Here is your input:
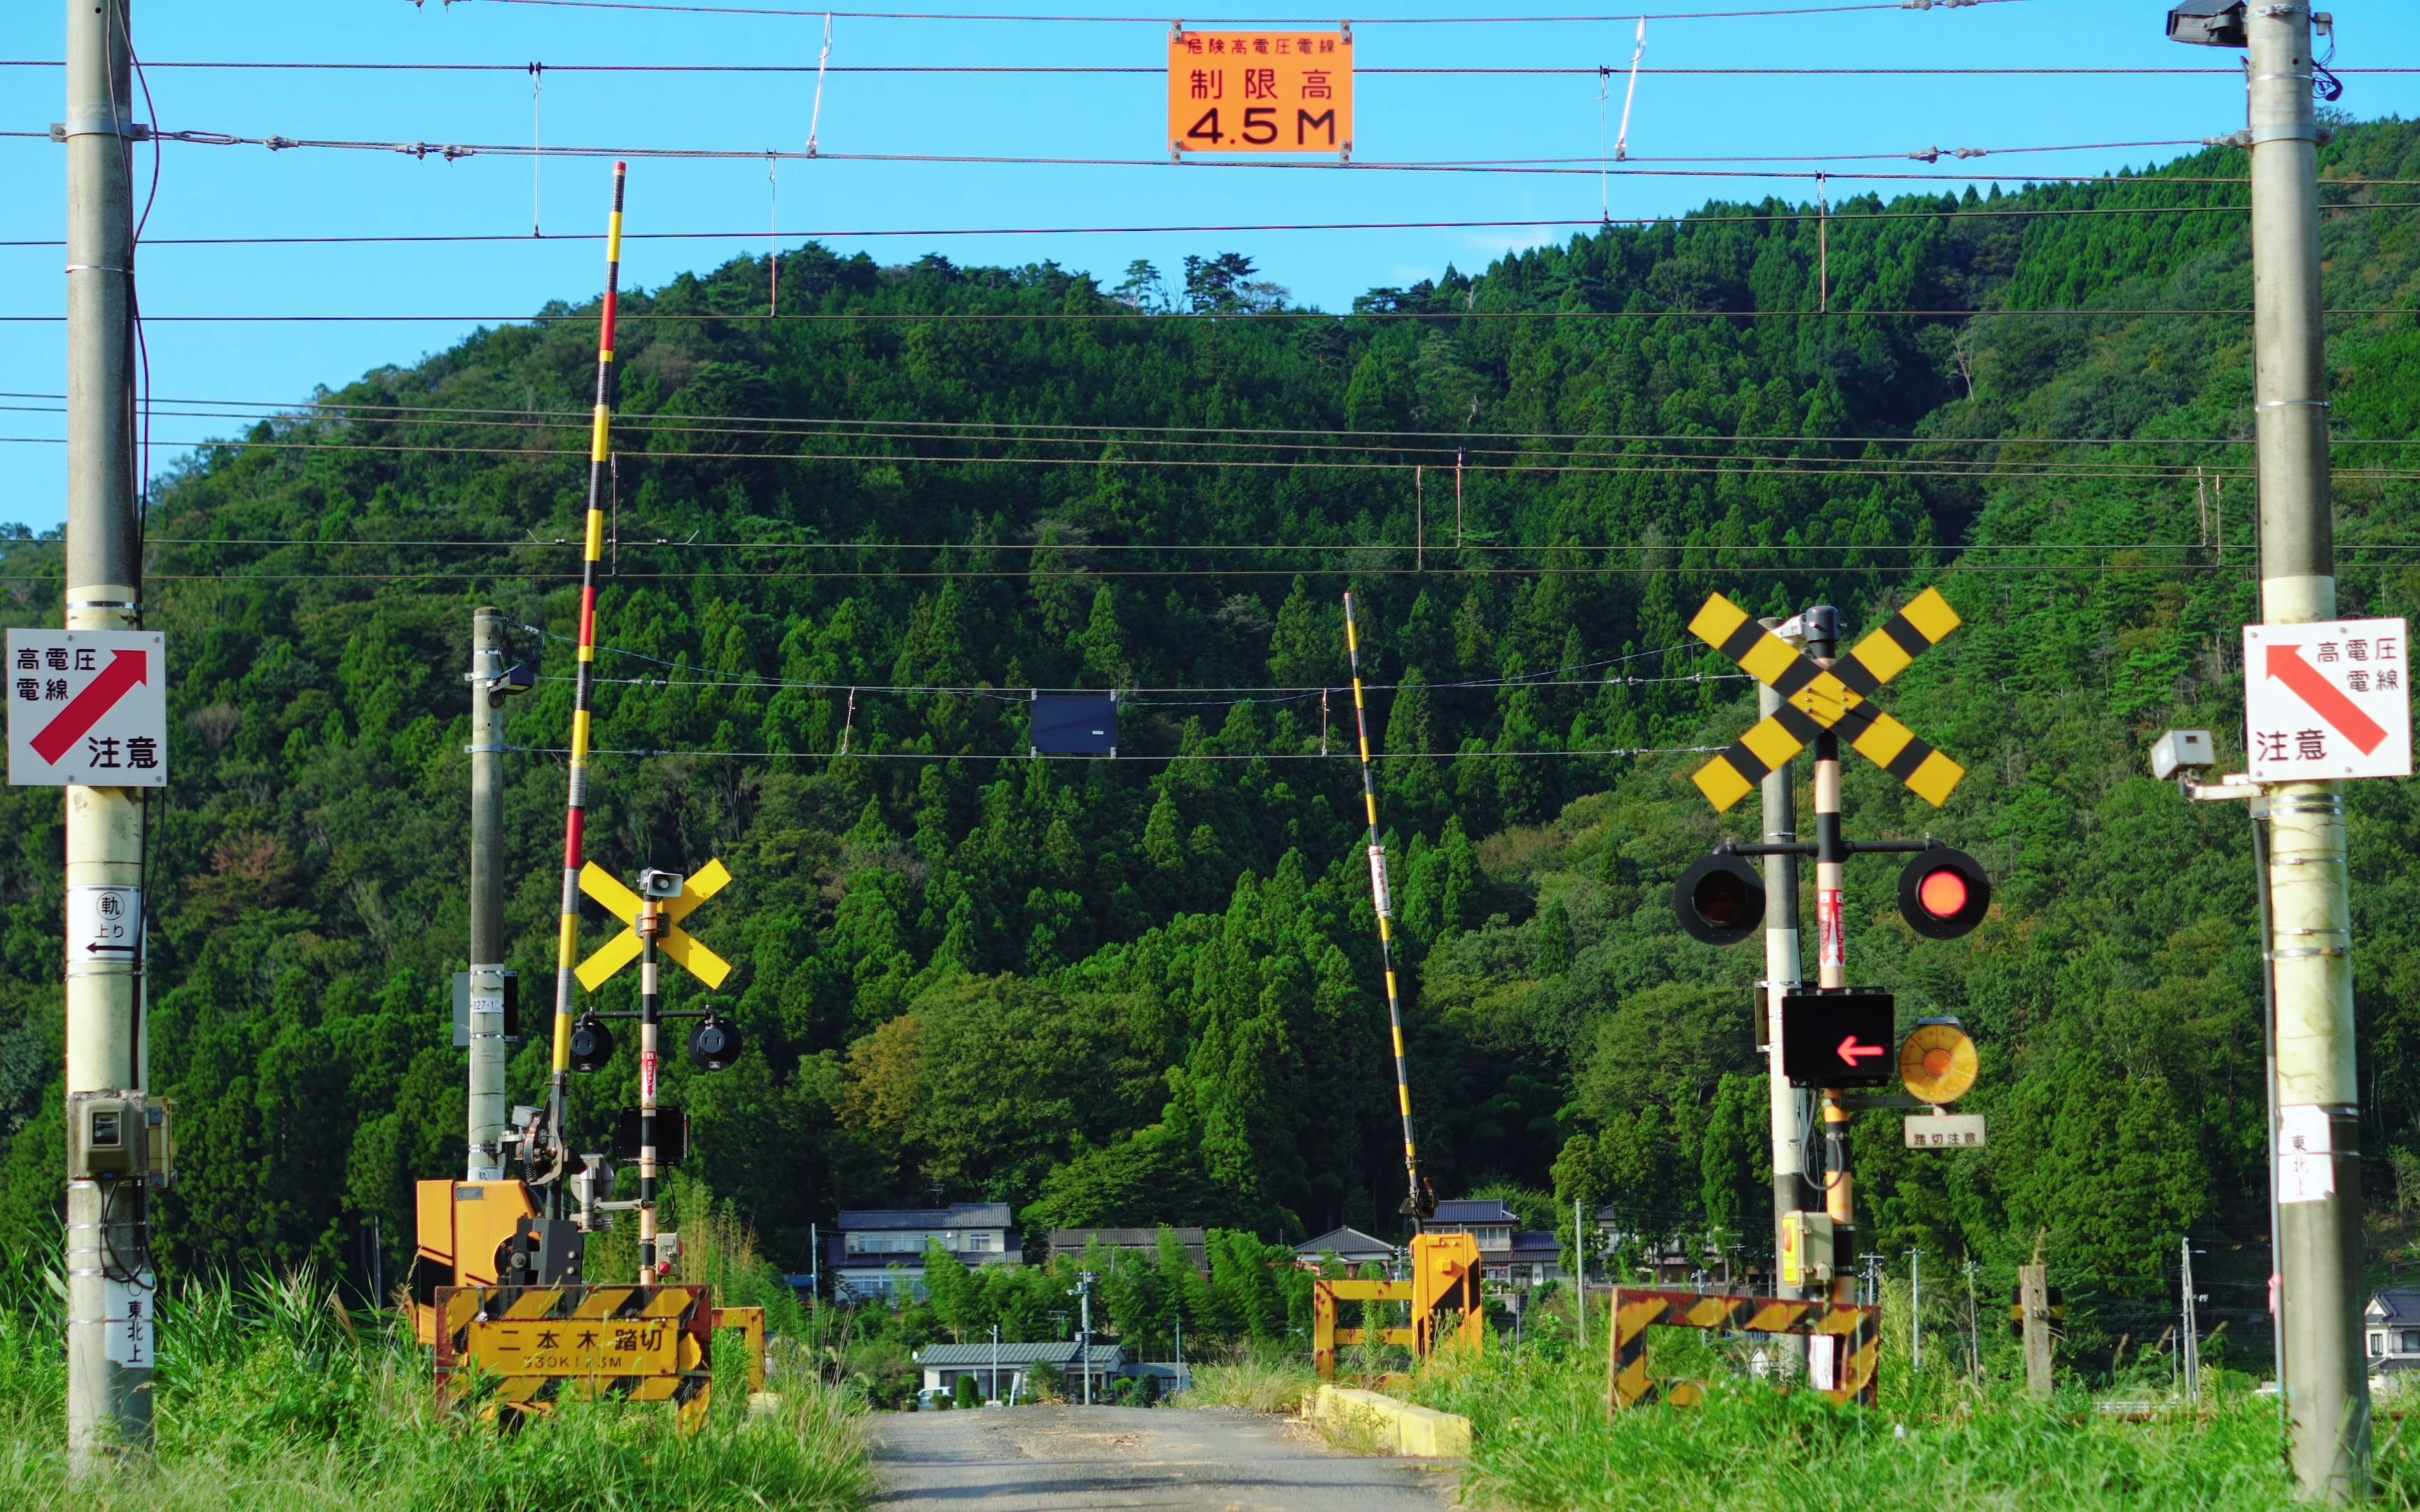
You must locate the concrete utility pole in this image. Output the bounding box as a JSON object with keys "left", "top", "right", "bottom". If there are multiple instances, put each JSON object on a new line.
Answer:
{"left": 2246, "top": 4, "right": 2369, "bottom": 1497}
{"left": 1074, "top": 1270, "right": 1097, "bottom": 1406}
{"left": 63, "top": 0, "right": 152, "bottom": 1463}
{"left": 1907, "top": 1249, "right": 1921, "bottom": 1374}
{"left": 1757, "top": 619, "right": 1809, "bottom": 1311}
{"left": 466, "top": 608, "right": 510, "bottom": 1182}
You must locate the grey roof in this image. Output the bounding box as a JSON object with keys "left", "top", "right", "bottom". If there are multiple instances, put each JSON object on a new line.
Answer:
{"left": 837, "top": 1203, "right": 1014, "bottom": 1231}
{"left": 916, "top": 1341, "right": 1124, "bottom": 1368}
{"left": 2370, "top": 1289, "right": 2420, "bottom": 1322}
{"left": 1050, "top": 1227, "right": 1208, "bottom": 1250}
{"left": 1295, "top": 1225, "right": 1396, "bottom": 1259}
{"left": 1508, "top": 1230, "right": 1563, "bottom": 1258}
{"left": 1431, "top": 1199, "right": 1518, "bottom": 1224}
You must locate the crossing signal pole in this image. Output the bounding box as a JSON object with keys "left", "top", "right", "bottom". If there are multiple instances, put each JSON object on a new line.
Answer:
{"left": 62, "top": 0, "right": 153, "bottom": 1463}
{"left": 1675, "top": 592, "right": 1989, "bottom": 1349}
{"left": 2168, "top": 3, "right": 2369, "bottom": 1497}
{"left": 1755, "top": 620, "right": 1811, "bottom": 1311}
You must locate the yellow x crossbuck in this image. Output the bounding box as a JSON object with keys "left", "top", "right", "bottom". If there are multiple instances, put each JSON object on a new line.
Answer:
{"left": 575, "top": 860, "right": 733, "bottom": 992}
{"left": 1687, "top": 589, "right": 1966, "bottom": 813}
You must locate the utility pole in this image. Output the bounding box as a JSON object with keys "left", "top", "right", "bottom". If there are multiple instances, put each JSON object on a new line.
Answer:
{"left": 466, "top": 608, "right": 510, "bottom": 1182}
{"left": 2182, "top": 1236, "right": 2202, "bottom": 1407}
{"left": 1758, "top": 617, "right": 1809, "bottom": 1313}
{"left": 2164, "top": 1, "right": 2370, "bottom": 1495}
{"left": 1906, "top": 1249, "right": 1921, "bottom": 1374}
{"left": 1574, "top": 1197, "right": 1587, "bottom": 1348}
{"left": 63, "top": 0, "right": 151, "bottom": 1464}
{"left": 1074, "top": 1270, "right": 1097, "bottom": 1406}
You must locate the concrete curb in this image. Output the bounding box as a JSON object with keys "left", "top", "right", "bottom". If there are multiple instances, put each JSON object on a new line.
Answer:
{"left": 1301, "top": 1384, "right": 1472, "bottom": 1458}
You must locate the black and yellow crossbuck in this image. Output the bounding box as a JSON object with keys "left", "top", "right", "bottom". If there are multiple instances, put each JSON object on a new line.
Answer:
{"left": 1686, "top": 589, "right": 1966, "bottom": 813}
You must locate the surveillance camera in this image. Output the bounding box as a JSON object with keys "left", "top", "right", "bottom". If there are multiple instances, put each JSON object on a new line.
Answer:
{"left": 637, "top": 868, "right": 686, "bottom": 900}
{"left": 2151, "top": 729, "right": 2217, "bottom": 782}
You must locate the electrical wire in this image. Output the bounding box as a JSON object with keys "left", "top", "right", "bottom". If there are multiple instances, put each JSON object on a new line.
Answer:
{"left": 20, "top": 125, "right": 2317, "bottom": 185}
{"left": 8, "top": 391, "right": 2401, "bottom": 449}
{"left": 458, "top": 0, "right": 2027, "bottom": 24}
{"left": 27, "top": 58, "right": 2406, "bottom": 78}
{"left": 503, "top": 741, "right": 1727, "bottom": 761}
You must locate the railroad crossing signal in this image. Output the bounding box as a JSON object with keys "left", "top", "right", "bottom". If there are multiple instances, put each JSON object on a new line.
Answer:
{"left": 1686, "top": 590, "right": 1966, "bottom": 812}
{"left": 1899, "top": 1018, "right": 1980, "bottom": 1105}
{"left": 1673, "top": 851, "right": 1765, "bottom": 945}
{"left": 576, "top": 860, "right": 732, "bottom": 991}
{"left": 1898, "top": 847, "right": 1991, "bottom": 938}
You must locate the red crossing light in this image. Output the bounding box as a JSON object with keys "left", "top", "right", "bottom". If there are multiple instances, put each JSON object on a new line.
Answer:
{"left": 1899, "top": 848, "right": 1990, "bottom": 939}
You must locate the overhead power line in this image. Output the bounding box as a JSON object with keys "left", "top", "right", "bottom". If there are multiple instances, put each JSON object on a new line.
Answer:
{"left": 19, "top": 57, "right": 2383, "bottom": 76}
{"left": 12, "top": 125, "right": 2308, "bottom": 185}
{"left": 454, "top": 0, "right": 2024, "bottom": 25}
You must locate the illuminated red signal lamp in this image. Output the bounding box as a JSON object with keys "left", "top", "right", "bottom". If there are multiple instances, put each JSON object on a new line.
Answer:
{"left": 1899, "top": 848, "right": 1991, "bottom": 939}
{"left": 1674, "top": 852, "right": 1766, "bottom": 946}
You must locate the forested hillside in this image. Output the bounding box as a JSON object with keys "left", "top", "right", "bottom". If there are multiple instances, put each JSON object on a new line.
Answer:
{"left": 7, "top": 120, "right": 2420, "bottom": 1331}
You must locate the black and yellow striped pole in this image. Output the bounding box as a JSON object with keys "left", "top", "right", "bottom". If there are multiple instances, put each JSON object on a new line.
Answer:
{"left": 542, "top": 162, "right": 627, "bottom": 1208}
{"left": 1344, "top": 592, "right": 1431, "bottom": 1226}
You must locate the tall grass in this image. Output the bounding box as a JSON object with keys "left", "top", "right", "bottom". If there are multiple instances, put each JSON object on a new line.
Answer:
{"left": 1182, "top": 1347, "right": 1319, "bottom": 1413}
{"left": 1400, "top": 1305, "right": 2420, "bottom": 1512}
{"left": 0, "top": 1269, "right": 868, "bottom": 1512}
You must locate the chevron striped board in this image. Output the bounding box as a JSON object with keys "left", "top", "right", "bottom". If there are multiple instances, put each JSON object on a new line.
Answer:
{"left": 1607, "top": 1287, "right": 1879, "bottom": 1410}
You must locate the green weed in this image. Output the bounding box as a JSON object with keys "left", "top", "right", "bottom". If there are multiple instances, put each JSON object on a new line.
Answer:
{"left": 0, "top": 1270, "right": 869, "bottom": 1512}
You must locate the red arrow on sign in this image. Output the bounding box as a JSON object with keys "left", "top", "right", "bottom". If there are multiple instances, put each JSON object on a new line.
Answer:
{"left": 1836, "top": 1035, "right": 1885, "bottom": 1066}
{"left": 2267, "top": 643, "right": 2389, "bottom": 755}
{"left": 30, "top": 650, "right": 148, "bottom": 764}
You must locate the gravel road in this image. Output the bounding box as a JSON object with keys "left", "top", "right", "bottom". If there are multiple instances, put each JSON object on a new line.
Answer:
{"left": 865, "top": 1403, "right": 1462, "bottom": 1512}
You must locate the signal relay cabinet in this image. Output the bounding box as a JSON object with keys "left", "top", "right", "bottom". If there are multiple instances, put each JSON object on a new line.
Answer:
{"left": 409, "top": 1179, "right": 584, "bottom": 1345}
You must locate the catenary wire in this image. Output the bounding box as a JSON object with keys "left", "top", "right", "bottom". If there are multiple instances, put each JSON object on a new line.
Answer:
{"left": 456, "top": 0, "right": 2026, "bottom": 24}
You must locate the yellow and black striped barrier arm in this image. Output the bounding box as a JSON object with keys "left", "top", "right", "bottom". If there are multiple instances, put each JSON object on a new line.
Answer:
{"left": 1685, "top": 589, "right": 1965, "bottom": 812}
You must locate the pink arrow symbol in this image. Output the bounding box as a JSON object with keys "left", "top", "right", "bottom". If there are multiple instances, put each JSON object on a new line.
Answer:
{"left": 1837, "top": 1036, "right": 1885, "bottom": 1066}
{"left": 2266, "top": 642, "right": 2389, "bottom": 755}
{"left": 31, "top": 649, "right": 148, "bottom": 765}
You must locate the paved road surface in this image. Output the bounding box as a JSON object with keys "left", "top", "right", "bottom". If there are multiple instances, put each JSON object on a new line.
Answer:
{"left": 866, "top": 1404, "right": 1461, "bottom": 1512}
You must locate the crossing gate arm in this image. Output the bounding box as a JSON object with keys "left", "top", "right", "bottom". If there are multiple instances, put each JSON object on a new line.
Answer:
{"left": 1607, "top": 1287, "right": 1879, "bottom": 1413}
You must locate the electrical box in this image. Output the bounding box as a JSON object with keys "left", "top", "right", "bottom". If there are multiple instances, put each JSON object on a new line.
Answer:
{"left": 1781, "top": 1211, "right": 1835, "bottom": 1289}
{"left": 67, "top": 1091, "right": 171, "bottom": 1186}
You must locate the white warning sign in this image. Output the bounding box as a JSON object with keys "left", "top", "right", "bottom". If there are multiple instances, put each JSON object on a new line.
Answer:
{"left": 6, "top": 630, "right": 168, "bottom": 788}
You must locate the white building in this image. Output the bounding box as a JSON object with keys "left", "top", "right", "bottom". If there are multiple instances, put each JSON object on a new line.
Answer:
{"left": 829, "top": 1203, "right": 1020, "bottom": 1302}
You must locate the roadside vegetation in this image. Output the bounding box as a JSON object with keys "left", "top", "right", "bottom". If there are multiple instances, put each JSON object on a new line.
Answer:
{"left": 1389, "top": 1288, "right": 2420, "bottom": 1512}
{"left": 0, "top": 1254, "right": 869, "bottom": 1512}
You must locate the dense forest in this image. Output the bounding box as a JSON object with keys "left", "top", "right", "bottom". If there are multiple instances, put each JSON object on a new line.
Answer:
{"left": 7, "top": 117, "right": 2420, "bottom": 1345}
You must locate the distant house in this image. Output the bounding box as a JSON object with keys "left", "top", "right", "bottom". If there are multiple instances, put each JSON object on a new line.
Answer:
{"left": 2367, "top": 1289, "right": 2420, "bottom": 1382}
{"left": 1428, "top": 1199, "right": 1562, "bottom": 1287}
{"left": 1048, "top": 1227, "right": 1209, "bottom": 1270}
{"left": 915, "top": 1340, "right": 1123, "bottom": 1400}
{"left": 829, "top": 1203, "right": 1021, "bottom": 1303}
{"left": 1293, "top": 1225, "right": 1397, "bottom": 1269}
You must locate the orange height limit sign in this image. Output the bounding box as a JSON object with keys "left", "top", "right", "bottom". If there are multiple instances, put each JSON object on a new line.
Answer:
{"left": 1168, "top": 29, "right": 1353, "bottom": 160}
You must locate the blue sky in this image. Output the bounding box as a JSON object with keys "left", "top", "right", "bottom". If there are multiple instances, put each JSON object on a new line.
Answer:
{"left": 4, "top": 0, "right": 2417, "bottom": 532}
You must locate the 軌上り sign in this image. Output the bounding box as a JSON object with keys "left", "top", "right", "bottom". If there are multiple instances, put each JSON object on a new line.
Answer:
{"left": 2243, "top": 617, "right": 2411, "bottom": 782}
{"left": 1168, "top": 30, "right": 1352, "bottom": 158}
{"left": 6, "top": 630, "right": 167, "bottom": 788}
